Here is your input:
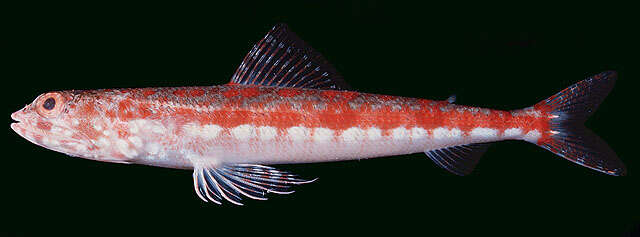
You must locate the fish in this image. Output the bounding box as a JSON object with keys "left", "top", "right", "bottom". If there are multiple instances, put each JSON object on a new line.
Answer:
{"left": 10, "top": 24, "right": 626, "bottom": 205}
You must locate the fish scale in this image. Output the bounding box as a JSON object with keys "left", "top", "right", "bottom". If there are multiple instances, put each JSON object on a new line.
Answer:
{"left": 11, "top": 24, "right": 625, "bottom": 205}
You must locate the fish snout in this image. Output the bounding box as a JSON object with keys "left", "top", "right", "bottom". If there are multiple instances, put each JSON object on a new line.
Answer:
{"left": 11, "top": 105, "right": 30, "bottom": 122}
{"left": 11, "top": 110, "right": 23, "bottom": 122}
{"left": 11, "top": 105, "right": 33, "bottom": 137}
{"left": 10, "top": 108, "right": 28, "bottom": 137}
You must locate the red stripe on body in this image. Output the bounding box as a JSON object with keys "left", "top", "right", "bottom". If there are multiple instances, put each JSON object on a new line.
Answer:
{"left": 97, "top": 85, "right": 551, "bottom": 141}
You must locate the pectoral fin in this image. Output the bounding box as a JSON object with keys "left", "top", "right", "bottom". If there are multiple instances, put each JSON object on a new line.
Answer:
{"left": 192, "top": 164, "right": 316, "bottom": 205}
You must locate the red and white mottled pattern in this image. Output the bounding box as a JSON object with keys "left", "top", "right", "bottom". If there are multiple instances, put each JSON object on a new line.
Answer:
{"left": 10, "top": 84, "right": 553, "bottom": 169}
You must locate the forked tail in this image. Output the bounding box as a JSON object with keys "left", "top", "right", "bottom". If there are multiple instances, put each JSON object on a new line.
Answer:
{"left": 533, "top": 71, "right": 625, "bottom": 175}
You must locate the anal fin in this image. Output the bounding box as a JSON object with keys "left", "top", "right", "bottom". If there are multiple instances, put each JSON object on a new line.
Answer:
{"left": 193, "top": 164, "right": 316, "bottom": 205}
{"left": 425, "top": 143, "right": 489, "bottom": 176}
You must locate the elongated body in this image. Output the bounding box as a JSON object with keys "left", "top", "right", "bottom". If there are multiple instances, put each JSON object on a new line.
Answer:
{"left": 13, "top": 85, "right": 544, "bottom": 168}
{"left": 11, "top": 24, "right": 626, "bottom": 205}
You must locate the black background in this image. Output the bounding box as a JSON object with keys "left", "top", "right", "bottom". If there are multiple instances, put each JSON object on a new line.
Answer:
{"left": 3, "top": 1, "right": 638, "bottom": 236}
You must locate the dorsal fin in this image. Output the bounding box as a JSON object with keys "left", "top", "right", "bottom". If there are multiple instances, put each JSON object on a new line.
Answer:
{"left": 229, "top": 24, "right": 349, "bottom": 90}
{"left": 446, "top": 95, "right": 456, "bottom": 104}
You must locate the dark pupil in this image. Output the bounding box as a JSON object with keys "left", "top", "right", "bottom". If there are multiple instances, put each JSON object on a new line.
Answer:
{"left": 43, "top": 98, "right": 56, "bottom": 110}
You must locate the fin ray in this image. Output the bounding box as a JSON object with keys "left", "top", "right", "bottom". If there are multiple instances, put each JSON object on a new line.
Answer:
{"left": 230, "top": 24, "right": 349, "bottom": 90}
{"left": 192, "top": 171, "right": 210, "bottom": 203}
{"left": 446, "top": 95, "right": 456, "bottom": 104}
{"left": 425, "top": 143, "right": 489, "bottom": 176}
{"left": 533, "top": 71, "right": 625, "bottom": 176}
{"left": 192, "top": 164, "right": 316, "bottom": 205}
{"left": 201, "top": 169, "right": 223, "bottom": 204}
{"left": 207, "top": 169, "right": 244, "bottom": 205}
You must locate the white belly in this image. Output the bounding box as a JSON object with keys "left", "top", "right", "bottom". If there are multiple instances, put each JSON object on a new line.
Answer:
{"left": 130, "top": 124, "right": 522, "bottom": 169}
{"left": 191, "top": 126, "right": 515, "bottom": 165}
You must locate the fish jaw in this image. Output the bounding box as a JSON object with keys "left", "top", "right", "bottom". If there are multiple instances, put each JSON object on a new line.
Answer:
{"left": 10, "top": 103, "right": 96, "bottom": 159}
{"left": 11, "top": 109, "right": 38, "bottom": 146}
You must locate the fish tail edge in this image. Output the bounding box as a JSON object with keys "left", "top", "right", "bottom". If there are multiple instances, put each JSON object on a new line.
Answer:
{"left": 532, "top": 71, "right": 625, "bottom": 176}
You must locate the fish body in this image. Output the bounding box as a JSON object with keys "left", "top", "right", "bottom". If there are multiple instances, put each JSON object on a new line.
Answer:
{"left": 12, "top": 84, "right": 544, "bottom": 167}
{"left": 11, "top": 24, "right": 626, "bottom": 205}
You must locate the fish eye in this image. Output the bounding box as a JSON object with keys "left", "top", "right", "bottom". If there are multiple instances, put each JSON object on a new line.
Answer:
{"left": 35, "top": 92, "right": 66, "bottom": 118}
{"left": 43, "top": 97, "right": 56, "bottom": 110}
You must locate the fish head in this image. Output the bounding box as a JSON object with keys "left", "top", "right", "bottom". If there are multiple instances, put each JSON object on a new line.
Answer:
{"left": 11, "top": 91, "right": 98, "bottom": 158}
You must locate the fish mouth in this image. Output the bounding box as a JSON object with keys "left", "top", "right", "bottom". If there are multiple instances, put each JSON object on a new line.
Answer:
{"left": 10, "top": 122, "right": 21, "bottom": 132}
{"left": 10, "top": 121, "right": 27, "bottom": 140}
{"left": 11, "top": 109, "right": 25, "bottom": 122}
{"left": 10, "top": 120, "right": 36, "bottom": 147}
{"left": 10, "top": 110, "right": 60, "bottom": 152}
{"left": 11, "top": 111, "right": 22, "bottom": 131}
{"left": 10, "top": 110, "right": 28, "bottom": 139}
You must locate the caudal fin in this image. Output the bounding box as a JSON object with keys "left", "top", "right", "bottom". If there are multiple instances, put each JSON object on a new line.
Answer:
{"left": 534, "top": 71, "right": 625, "bottom": 176}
